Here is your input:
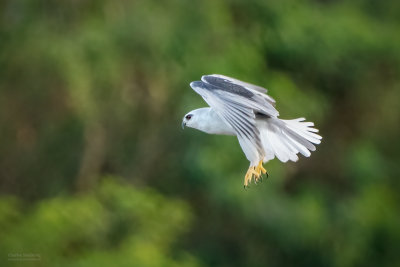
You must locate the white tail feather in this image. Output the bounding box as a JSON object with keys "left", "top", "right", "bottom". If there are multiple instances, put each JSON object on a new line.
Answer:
{"left": 258, "top": 117, "right": 322, "bottom": 163}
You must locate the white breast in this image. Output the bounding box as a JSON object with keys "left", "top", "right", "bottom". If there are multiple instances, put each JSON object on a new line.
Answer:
{"left": 194, "top": 107, "right": 235, "bottom": 136}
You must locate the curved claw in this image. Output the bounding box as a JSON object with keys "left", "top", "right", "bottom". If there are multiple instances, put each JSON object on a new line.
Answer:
{"left": 243, "top": 160, "right": 269, "bottom": 187}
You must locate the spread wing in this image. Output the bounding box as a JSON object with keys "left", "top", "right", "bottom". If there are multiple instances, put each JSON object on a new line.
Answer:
{"left": 205, "top": 74, "right": 276, "bottom": 105}
{"left": 190, "top": 74, "right": 279, "bottom": 164}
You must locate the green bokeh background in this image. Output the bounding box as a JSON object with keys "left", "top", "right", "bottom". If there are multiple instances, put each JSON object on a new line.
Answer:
{"left": 1, "top": 0, "right": 400, "bottom": 266}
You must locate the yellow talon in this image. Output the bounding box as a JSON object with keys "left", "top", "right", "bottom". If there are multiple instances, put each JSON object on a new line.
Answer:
{"left": 244, "top": 160, "right": 268, "bottom": 187}
{"left": 256, "top": 161, "right": 267, "bottom": 175}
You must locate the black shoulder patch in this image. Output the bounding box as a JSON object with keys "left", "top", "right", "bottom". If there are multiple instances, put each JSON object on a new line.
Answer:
{"left": 202, "top": 76, "right": 254, "bottom": 98}
{"left": 255, "top": 112, "right": 271, "bottom": 119}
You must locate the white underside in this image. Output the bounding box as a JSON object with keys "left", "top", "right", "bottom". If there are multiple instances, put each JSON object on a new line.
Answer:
{"left": 192, "top": 107, "right": 322, "bottom": 166}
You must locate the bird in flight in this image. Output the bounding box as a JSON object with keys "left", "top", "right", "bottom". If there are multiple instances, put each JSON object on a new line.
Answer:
{"left": 182, "top": 74, "right": 322, "bottom": 187}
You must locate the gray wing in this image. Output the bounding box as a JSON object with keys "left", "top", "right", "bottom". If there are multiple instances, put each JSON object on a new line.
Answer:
{"left": 203, "top": 74, "right": 276, "bottom": 106}
{"left": 190, "top": 75, "right": 279, "bottom": 163}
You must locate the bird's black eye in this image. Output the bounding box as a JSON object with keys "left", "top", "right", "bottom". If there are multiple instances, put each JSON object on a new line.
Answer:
{"left": 185, "top": 114, "right": 192, "bottom": 120}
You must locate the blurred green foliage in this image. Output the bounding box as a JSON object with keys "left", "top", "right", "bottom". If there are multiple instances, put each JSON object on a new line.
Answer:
{"left": 1, "top": 0, "right": 400, "bottom": 266}
{"left": 0, "top": 178, "right": 197, "bottom": 266}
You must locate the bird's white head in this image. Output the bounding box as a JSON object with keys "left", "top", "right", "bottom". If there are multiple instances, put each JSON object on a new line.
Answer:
{"left": 182, "top": 107, "right": 235, "bottom": 135}
{"left": 182, "top": 108, "right": 205, "bottom": 130}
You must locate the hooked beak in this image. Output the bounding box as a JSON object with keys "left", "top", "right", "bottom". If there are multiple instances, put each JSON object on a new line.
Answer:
{"left": 182, "top": 121, "right": 186, "bottom": 129}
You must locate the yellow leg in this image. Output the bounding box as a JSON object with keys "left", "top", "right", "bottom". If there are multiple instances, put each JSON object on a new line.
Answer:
{"left": 255, "top": 160, "right": 267, "bottom": 176}
{"left": 244, "top": 160, "right": 268, "bottom": 187}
